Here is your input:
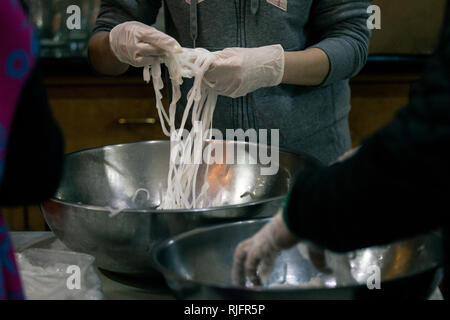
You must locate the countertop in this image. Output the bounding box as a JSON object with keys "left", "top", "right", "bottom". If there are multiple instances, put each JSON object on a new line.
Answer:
{"left": 10, "top": 232, "right": 444, "bottom": 300}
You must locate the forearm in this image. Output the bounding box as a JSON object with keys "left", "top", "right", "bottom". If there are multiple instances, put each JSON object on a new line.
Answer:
{"left": 284, "top": 26, "right": 450, "bottom": 251}
{"left": 88, "top": 32, "right": 129, "bottom": 76}
{"left": 282, "top": 48, "right": 330, "bottom": 86}
{"left": 305, "top": 0, "right": 371, "bottom": 86}
{"left": 284, "top": 45, "right": 450, "bottom": 250}
{"left": 284, "top": 105, "right": 450, "bottom": 252}
{"left": 0, "top": 65, "right": 64, "bottom": 206}
{"left": 285, "top": 153, "right": 444, "bottom": 252}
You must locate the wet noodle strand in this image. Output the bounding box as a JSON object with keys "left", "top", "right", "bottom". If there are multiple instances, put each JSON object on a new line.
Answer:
{"left": 144, "top": 48, "right": 218, "bottom": 209}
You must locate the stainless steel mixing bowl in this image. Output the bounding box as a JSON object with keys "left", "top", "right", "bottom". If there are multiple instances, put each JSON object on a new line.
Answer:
{"left": 41, "top": 140, "right": 320, "bottom": 277}
{"left": 152, "top": 218, "right": 444, "bottom": 299}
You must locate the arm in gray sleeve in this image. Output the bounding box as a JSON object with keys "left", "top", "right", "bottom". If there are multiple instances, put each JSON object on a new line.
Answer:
{"left": 93, "top": 0, "right": 162, "bottom": 34}
{"left": 308, "top": 0, "right": 371, "bottom": 86}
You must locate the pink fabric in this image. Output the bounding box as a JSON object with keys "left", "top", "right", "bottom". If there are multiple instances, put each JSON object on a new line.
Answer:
{"left": 0, "top": 0, "right": 37, "bottom": 300}
{"left": 0, "top": 215, "right": 24, "bottom": 299}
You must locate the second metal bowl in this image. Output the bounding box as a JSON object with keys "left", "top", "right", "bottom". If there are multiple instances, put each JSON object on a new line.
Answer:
{"left": 152, "top": 218, "right": 444, "bottom": 299}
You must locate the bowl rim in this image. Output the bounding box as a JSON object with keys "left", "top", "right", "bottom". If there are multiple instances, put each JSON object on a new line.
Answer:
{"left": 45, "top": 139, "right": 324, "bottom": 214}
{"left": 150, "top": 218, "right": 328, "bottom": 293}
{"left": 150, "top": 218, "right": 444, "bottom": 293}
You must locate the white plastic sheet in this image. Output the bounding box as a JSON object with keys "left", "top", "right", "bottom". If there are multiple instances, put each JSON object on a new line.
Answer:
{"left": 15, "top": 248, "right": 104, "bottom": 300}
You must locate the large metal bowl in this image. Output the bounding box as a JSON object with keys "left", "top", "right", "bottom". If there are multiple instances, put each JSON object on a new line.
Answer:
{"left": 152, "top": 218, "right": 444, "bottom": 299}
{"left": 41, "top": 140, "right": 320, "bottom": 277}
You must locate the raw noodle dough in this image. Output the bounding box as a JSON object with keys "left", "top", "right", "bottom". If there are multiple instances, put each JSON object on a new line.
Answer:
{"left": 144, "top": 48, "right": 219, "bottom": 209}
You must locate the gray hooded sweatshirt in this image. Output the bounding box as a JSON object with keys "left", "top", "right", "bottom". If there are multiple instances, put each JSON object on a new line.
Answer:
{"left": 93, "top": 0, "right": 370, "bottom": 164}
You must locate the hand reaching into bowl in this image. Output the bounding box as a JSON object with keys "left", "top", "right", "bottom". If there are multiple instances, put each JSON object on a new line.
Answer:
{"left": 231, "top": 211, "right": 299, "bottom": 286}
{"left": 232, "top": 210, "right": 336, "bottom": 287}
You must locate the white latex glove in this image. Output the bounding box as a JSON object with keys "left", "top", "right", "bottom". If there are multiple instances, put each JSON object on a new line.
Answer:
{"left": 204, "top": 45, "right": 285, "bottom": 98}
{"left": 232, "top": 211, "right": 299, "bottom": 287}
{"left": 109, "top": 21, "right": 182, "bottom": 67}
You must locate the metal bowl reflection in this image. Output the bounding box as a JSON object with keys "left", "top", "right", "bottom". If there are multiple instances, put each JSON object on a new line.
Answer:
{"left": 41, "top": 140, "right": 320, "bottom": 277}
{"left": 152, "top": 218, "right": 444, "bottom": 299}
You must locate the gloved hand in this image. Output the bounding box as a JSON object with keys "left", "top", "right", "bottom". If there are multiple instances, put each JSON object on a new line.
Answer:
{"left": 204, "top": 45, "right": 285, "bottom": 98}
{"left": 231, "top": 211, "right": 299, "bottom": 287}
{"left": 109, "top": 21, "right": 182, "bottom": 67}
{"left": 297, "top": 243, "right": 333, "bottom": 275}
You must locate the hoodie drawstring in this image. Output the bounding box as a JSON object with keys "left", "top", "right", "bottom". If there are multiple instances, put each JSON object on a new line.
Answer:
{"left": 190, "top": 0, "right": 198, "bottom": 48}
{"left": 251, "top": 0, "right": 260, "bottom": 15}
{"left": 189, "top": 0, "right": 259, "bottom": 48}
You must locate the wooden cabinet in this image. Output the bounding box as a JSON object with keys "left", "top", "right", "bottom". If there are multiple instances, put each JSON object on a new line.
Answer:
{"left": 44, "top": 75, "right": 168, "bottom": 153}
{"left": 369, "top": 0, "right": 445, "bottom": 55}
{"left": 349, "top": 72, "right": 419, "bottom": 146}
{"left": 1, "top": 70, "right": 419, "bottom": 231}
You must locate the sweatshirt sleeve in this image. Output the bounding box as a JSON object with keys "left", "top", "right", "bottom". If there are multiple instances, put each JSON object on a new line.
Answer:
{"left": 283, "top": 4, "right": 450, "bottom": 252}
{"left": 308, "top": 0, "right": 371, "bottom": 86}
{"left": 93, "top": 0, "right": 162, "bottom": 34}
{"left": 0, "top": 64, "right": 65, "bottom": 206}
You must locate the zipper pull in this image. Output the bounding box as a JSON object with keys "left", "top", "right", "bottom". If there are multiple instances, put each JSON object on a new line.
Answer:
{"left": 190, "top": 0, "right": 198, "bottom": 48}
{"left": 251, "top": 0, "right": 260, "bottom": 15}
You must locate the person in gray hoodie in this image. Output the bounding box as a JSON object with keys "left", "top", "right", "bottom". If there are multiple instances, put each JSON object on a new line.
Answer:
{"left": 88, "top": 0, "right": 371, "bottom": 164}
